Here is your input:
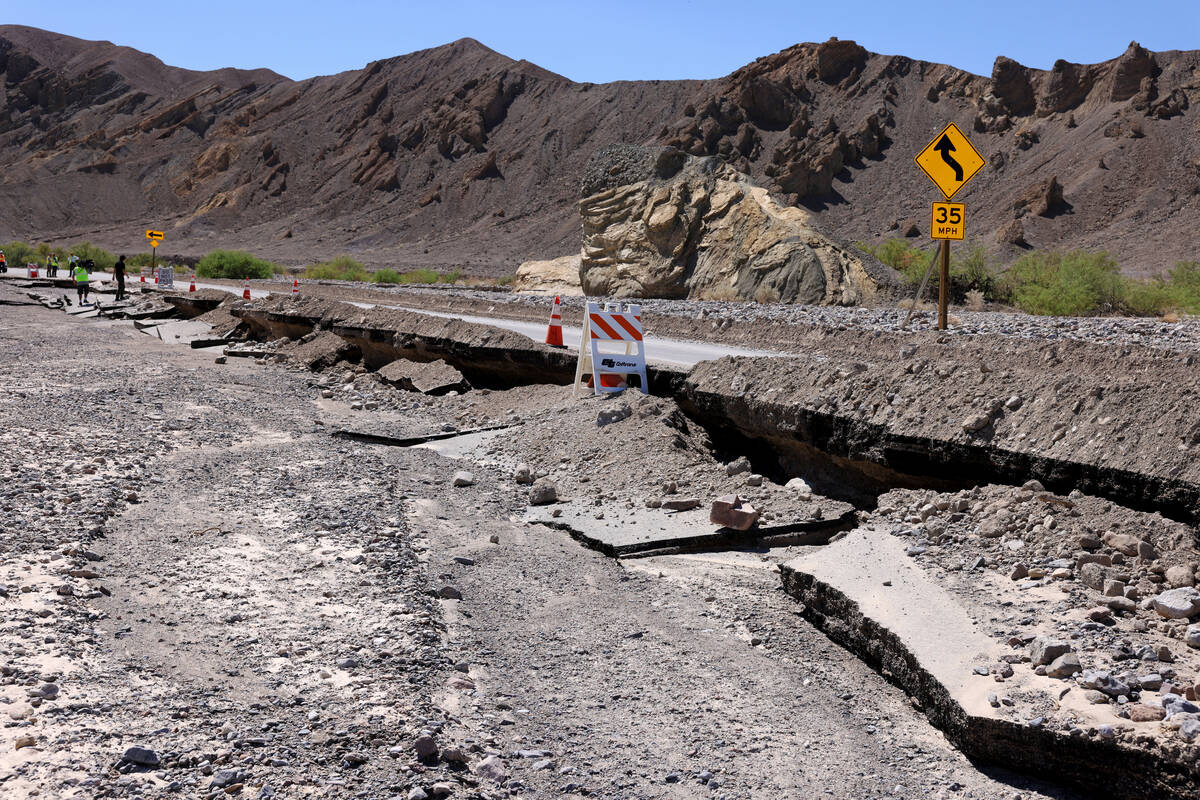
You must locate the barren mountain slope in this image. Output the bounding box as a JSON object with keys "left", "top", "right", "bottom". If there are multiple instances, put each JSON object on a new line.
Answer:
{"left": 1, "top": 25, "right": 1197, "bottom": 275}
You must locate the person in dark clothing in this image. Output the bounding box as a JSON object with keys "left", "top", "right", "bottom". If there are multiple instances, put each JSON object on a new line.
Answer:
{"left": 113, "top": 255, "right": 127, "bottom": 301}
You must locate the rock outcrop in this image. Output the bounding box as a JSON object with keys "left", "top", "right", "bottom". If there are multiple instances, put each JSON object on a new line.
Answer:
{"left": 578, "top": 145, "right": 901, "bottom": 305}
{"left": 512, "top": 254, "right": 582, "bottom": 296}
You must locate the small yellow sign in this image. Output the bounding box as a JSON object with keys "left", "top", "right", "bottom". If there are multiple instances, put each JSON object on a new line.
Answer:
{"left": 145, "top": 230, "right": 165, "bottom": 241}
{"left": 930, "top": 202, "right": 965, "bottom": 240}
{"left": 150, "top": 240, "right": 159, "bottom": 248}
{"left": 914, "top": 123, "right": 986, "bottom": 199}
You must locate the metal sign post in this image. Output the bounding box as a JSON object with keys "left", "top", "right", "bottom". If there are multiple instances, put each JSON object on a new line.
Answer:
{"left": 914, "top": 124, "right": 985, "bottom": 330}
{"left": 145, "top": 229, "right": 164, "bottom": 273}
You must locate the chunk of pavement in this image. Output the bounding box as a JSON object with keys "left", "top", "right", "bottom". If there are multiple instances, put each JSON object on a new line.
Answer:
{"left": 475, "top": 754, "right": 508, "bottom": 781}
{"left": 725, "top": 456, "right": 751, "bottom": 476}
{"left": 710, "top": 494, "right": 760, "bottom": 531}
{"left": 121, "top": 746, "right": 160, "bottom": 767}
{"left": 378, "top": 358, "right": 469, "bottom": 395}
{"left": 661, "top": 497, "right": 701, "bottom": 511}
{"left": 1153, "top": 587, "right": 1200, "bottom": 620}
{"left": 287, "top": 331, "right": 360, "bottom": 371}
{"left": 1046, "top": 653, "right": 1083, "bottom": 678}
{"left": 414, "top": 734, "right": 438, "bottom": 760}
{"left": 1030, "top": 636, "right": 1073, "bottom": 666}
{"left": 452, "top": 471, "right": 475, "bottom": 488}
{"left": 529, "top": 478, "right": 558, "bottom": 505}
{"left": 596, "top": 402, "right": 632, "bottom": 427}
{"left": 438, "top": 586, "right": 462, "bottom": 600}
{"left": 513, "top": 463, "right": 533, "bottom": 485}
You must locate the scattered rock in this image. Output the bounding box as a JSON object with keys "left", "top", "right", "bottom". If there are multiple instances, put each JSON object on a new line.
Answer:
{"left": 1030, "top": 636, "right": 1072, "bottom": 666}
{"left": 529, "top": 478, "right": 558, "bottom": 505}
{"left": 452, "top": 471, "right": 475, "bottom": 488}
{"left": 1153, "top": 587, "right": 1200, "bottom": 620}
{"left": 121, "top": 746, "right": 160, "bottom": 767}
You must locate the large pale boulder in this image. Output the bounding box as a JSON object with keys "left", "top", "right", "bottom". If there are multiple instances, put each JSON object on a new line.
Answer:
{"left": 577, "top": 144, "right": 902, "bottom": 305}
{"left": 513, "top": 254, "right": 583, "bottom": 296}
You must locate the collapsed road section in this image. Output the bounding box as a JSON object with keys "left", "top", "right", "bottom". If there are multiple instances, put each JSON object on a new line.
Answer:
{"left": 16, "top": 282, "right": 1200, "bottom": 799}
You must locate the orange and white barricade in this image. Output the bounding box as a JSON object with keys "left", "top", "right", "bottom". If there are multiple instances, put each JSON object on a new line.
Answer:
{"left": 572, "top": 301, "right": 648, "bottom": 398}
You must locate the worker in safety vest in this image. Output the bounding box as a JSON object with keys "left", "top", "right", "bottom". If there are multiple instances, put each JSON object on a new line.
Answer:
{"left": 73, "top": 258, "right": 91, "bottom": 305}
{"left": 47, "top": 254, "right": 59, "bottom": 278}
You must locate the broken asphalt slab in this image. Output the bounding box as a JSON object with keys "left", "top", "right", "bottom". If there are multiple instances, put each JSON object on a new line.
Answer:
{"left": 779, "top": 528, "right": 1200, "bottom": 800}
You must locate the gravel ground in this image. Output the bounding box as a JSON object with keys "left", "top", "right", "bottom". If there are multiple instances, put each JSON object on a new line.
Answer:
{"left": 1, "top": 285, "right": 1084, "bottom": 799}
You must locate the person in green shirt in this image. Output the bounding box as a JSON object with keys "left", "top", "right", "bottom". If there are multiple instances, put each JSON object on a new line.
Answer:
{"left": 73, "top": 259, "right": 91, "bottom": 305}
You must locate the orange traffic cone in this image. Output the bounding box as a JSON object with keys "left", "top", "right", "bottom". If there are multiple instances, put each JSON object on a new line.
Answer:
{"left": 545, "top": 295, "right": 564, "bottom": 347}
{"left": 291, "top": 278, "right": 299, "bottom": 298}
{"left": 242, "top": 279, "right": 251, "bottom": 300}
{"left": 154, "top": 271, "right": 159, "bottom": 284}
{"left": 189, "top": 275, "right": 196, "bottom": 293}
{"left": 140, "top": 270, "right": 145, "bottom": 283}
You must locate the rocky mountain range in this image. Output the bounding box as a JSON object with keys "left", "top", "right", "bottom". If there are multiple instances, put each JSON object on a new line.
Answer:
{"left": 1, "top": 24, "right": 1197, "bottom": 276}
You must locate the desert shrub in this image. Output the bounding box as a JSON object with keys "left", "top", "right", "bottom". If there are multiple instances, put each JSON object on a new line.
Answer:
{"left": 753, "top": 286, "right": 781, "bottom": 303}
{"left": 951, "top": 243, "right": 1000, "bottom": 299}
{"left": 494, "top": 274, "right": 515, "bottom": 286}
{"left": 68, "top": 242, "right": 117, "bottom": 271}
{"left": 304, "top": 255, "right": 368, "bottom": 282}
{"left": 128, "top": 253, "right": 158, "bottom": 267}
{"left": 965, "top": 290, "right": 986, "bottom": 311}
{"left": 1001, "top": 250, "right": 1124, "bottom": 316}
{"left": 196, "top": 249, "right": 277, "bottom": 280}
{"left": 858, "top": 238, "right": 932, "bottom": 285}
{"left": 1, "top": 241, "right": 36, "bottom": 266}
{"left": 371, "top": 268, "right": 402, "bottom": 284}
{"left": 697, "top": 284, "right": 739, "bottom": 302}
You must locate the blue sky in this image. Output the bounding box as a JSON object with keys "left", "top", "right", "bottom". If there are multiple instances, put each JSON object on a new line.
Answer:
{"left": 6, "top": 0, "right": 1199, "bottom": 82}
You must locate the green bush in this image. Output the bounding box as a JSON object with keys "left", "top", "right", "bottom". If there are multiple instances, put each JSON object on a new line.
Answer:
{"left": 304, "top": 255, "right": 368, "bottom": 282}
{"left": 1001, "top": 250, "right": 1125, "bottom": 316}
{"left": 196, "top": 249, "right": 277, "bottom": 280}
{"left": 1, "top": 241, "right": 36, "bottom": 266}
{"left": 371, "top": 268, "right": 402, "bottom": 284}
{"left": 398, "top": 268, "right": 460, "bottom": 284}
{"left": 68, "top": 242, "right": 117, "bottom": 271}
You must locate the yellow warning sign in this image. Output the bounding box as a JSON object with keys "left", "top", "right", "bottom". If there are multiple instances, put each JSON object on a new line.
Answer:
{"left": 145, "top": 230, "right": 165, "bottom": 241}
{"left": 150, "top": 240, "right": 159, "bottom": 248}
{"left": 914, "top": 123, "right": 986, "bottom": 199}
{"left": 930, "top": 202, "right": 965, "bottom": 240}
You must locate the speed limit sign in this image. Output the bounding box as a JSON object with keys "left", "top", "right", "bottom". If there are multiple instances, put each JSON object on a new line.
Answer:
{"left": 930, "top": 202, "right": 965, "bottom": 240}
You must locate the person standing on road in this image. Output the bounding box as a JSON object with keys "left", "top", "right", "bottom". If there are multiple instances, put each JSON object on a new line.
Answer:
{"left": 0, "top": 250, "right": 7, "bottom": 274}
{"left": 113, "top": 255, "right": 127, "bottom": 301}
{"left": 47, "top": 253, "right": 59, "bottom": 278}
{"left": 73, "top": 258, "right": 91, "bottom": 305}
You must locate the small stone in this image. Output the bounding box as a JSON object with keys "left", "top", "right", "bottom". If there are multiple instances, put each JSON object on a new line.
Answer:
{"left": 122, "top": 746, "right": 160, "bottom": 767}
{"left": 1046, "top": 653, "right": 1083, "bottom": 679}
{"left": 745, "top": 473, "right": 763, "bottom": 487}
{"left": 1139, "top": 674, "right": 1163, "bottom": 691}
{"left": 1084, "top": 690, "right": 1109, "bottom": 705}
{"left": 962, "top": 411, "right": 991, "bottom": 433}
{"left": 1153, "top": 587, "right": 1200, "bottom": 619}
{"left": 475, "top": 754, "right": 507, "bottom": 781}
{"left": 336, "top": 658, "right": 357, "bottom": 669}
{"left": 513, "top": 464, "right": 533, "bottom": 485}
{"left": 343, "top": 752, "right": 369, "bottom": 766}
{"left": 1129, "top": 704, "right": 1166, "bottom": 722}
{"left": 408, "top": 788, "right": 429, "bottom": 800}
{"left": 1102, "top": 532, "right": 1141, "bottom": 557}
{"left": 414, "top": 735, "right": 438, "bottom": 760}
{"left": 1079, "top": 562, "right": 1106, "bottom": 591}
{"left": 725, "top": 457, "right": 751, "bottom": 476}
{"left": 661, "top": 497, "right": 701, "bottom": 511}
{"left": 1107, "top": 596, "right": 1137, "bottom": 614}
{"left": 529, "top": 478, "right": 558, "bottom": 505}
{"left": 1009, "top": 563, "right": 1028, "bottom": 581}
{"left": 1029, "top": 636, "right": 1072, "bottom": 666}
{"left": 438, "top": 586, "right": 462, "bottom": 600}
{"left": 211, "top": 770, "right": 239, "bottom": 788}
{"left": 14, "top": 735, "right": 35, "bottom": 750}
{"left": 320, "top": 389, "right": 334, "bottom": 399}
{"left": 214, "top": 356, "right": 227, "bottom": 365}
{"left": 1103, "top": 579, "right": 1126, "bottom": 597}
{"left": 1167, "top": 565, "right": 1196, "bottom": 588}
{"left": 452, "top": 471, "right": 475, "bottom": 488}
{"left": 440, "top": 746, "right": 466, "bottom": 763}
{"left": 1088, "top": 607, "right": 1113, "bottom": 623}
{"left": 1186, "top": 624, "right": 1200, "bottom": 649}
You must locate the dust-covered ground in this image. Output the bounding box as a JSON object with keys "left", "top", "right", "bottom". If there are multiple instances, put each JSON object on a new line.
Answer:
{"left": 0, "top": 286, "right": 1084, "bottom": 799}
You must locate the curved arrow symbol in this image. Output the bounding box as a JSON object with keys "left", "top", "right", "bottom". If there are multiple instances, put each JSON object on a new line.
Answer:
{"left": 934, "top": 134, "right": 963, "bottom": 181}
